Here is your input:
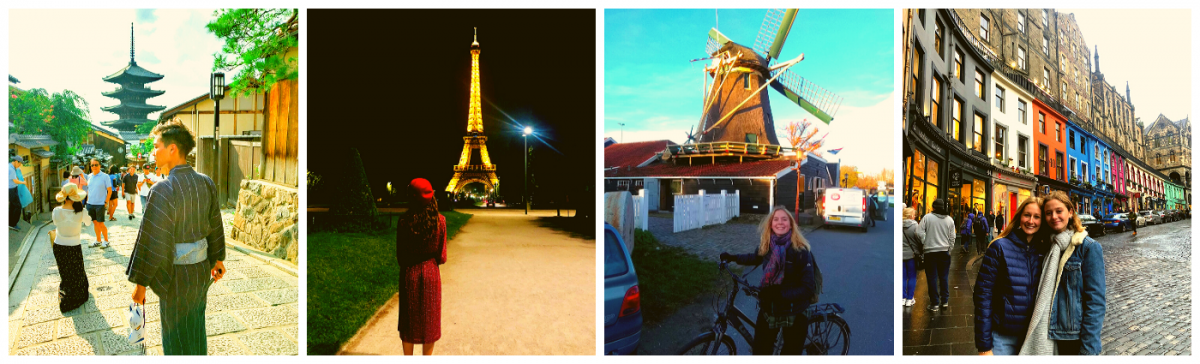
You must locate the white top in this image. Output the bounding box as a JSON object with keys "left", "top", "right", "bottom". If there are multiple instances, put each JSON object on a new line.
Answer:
{"left": 138, "top": 173, "right": 161, "bottom": 196}
{"left": 52, "top": 205, "right": 93, "bottom": 246}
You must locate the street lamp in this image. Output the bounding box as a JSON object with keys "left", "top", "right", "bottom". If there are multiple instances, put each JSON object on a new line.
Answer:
{"left": 523, "top": 126, "right": 533, "bottom": 215}
{"left": 210, "top": 72, "right": 225, "bottom": 202}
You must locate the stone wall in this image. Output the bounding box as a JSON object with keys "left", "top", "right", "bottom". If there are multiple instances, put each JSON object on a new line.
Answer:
{"left": 231, "top": 179, "right": 299, "bottom": 263}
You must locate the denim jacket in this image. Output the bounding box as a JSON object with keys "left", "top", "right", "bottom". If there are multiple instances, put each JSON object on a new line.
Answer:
{"left": 1048, "top": 235, "right": 1106, "bottom": 355}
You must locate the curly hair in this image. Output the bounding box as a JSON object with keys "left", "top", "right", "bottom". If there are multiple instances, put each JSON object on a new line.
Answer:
{"left": 400, "top": 191, "right": 440, "bottom": 241}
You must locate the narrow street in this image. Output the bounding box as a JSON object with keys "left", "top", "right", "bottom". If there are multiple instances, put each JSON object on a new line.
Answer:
{"left": 338, "top": 209, "right": 595, "bottom": 355}
{"left": 8, "top": 198, "right": 299, "bottom": 355}
{"left": 903, "top": 219, "right": 1191, "bottom": 355}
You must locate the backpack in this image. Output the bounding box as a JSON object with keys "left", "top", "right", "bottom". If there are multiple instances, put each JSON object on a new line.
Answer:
{"left": 809, "top": 249, "right": 823, "bottom": 304}
{"left": 973, "top": 214, "right": 986, "bottom": 235}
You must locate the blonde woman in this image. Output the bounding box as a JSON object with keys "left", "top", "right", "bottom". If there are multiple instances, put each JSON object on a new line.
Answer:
{"left": 719, "top": 206, "right": 816, "bottom": 355}
{"left": 1021, "top": 191, "right": 1106, "bottom": 355}
{"left": 974, "top": 197, "right": 1044, "bottom": 355}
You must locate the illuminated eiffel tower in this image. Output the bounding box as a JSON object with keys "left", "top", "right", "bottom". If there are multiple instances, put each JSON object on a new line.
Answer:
{"left": 446, "top": 28, "right": 499, "bottom": 196}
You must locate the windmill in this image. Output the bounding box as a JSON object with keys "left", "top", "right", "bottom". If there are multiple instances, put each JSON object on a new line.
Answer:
{"left": 694, "top": 9, "right": 842, "bottom": 147}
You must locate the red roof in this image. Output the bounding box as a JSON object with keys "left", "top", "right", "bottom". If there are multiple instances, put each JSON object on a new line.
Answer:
{"left": 606, "top": 158, "right": 795, "bottom": 178}
{"left": 604, "top": 140, "right": 675, "bottom": 169}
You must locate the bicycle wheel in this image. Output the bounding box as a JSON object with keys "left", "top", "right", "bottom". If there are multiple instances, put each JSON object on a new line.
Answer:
{"left": 677, "top": 332, "right": 738, "bottom": 355}
{"left": 805, "top": 314, "right": 850, "bottom": 355}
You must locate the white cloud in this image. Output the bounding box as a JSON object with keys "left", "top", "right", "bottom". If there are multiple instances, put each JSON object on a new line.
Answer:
{"left": 9, "top": 9, "right": 225, "bottom": 129}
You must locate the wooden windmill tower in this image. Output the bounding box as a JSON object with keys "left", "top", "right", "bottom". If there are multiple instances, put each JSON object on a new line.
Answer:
{"left": 691, "top": 9, "right": 842, "bottom": 150}
{"left": 446, "top": 28, "right": 500, "bottom": 196}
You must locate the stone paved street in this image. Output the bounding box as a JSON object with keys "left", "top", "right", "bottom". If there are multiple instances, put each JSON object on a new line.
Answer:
{"left": 8, "top": 198, "right": 298, "bottom": 355}
{"left": 902, "top": 219, "right": 1191, "bottom": 355}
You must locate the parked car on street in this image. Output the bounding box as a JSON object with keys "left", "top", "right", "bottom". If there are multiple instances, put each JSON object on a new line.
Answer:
{"left": 1078, "top": 214, "right": 1105, "bottom": 237}
{"left": 1144, "top": 210, "right": 1162, "bottom": 225}
{"left": 816, "top": 187, "right": 869, "bottom": 232}
{"left": 604, "top": 223, "right": 641, "bottom": 355}
{"left": 1101, "top": 213, "right": 1132, "bottom": 233}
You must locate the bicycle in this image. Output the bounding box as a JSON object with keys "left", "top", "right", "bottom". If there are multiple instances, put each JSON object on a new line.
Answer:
{"left": 676, "top": 261, "right": 850, "bottom": 355}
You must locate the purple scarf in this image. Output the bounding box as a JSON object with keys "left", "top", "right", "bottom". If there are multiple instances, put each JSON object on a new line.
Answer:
{"left": 761, "top": 232, "right": 790, "bottom": 287}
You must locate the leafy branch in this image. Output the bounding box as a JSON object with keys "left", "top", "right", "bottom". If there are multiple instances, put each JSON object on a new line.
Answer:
{"left": 207, "top": 8, "right": 299, "bottom": 96}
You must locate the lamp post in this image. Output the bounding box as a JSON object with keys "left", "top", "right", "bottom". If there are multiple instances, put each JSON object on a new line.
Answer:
{"left": 210, "top": 72, "right": 225, "bottom": 202}
{"left": 523, "top": 126, "right": 533, "bottom": 215}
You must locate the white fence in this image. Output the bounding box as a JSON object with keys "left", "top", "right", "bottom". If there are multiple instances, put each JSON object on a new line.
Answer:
{"left": 674, "top": 190, "right": 741, "bottom": 233}
{"left": 631, "top": 190, "right": 649, "bottom": 230}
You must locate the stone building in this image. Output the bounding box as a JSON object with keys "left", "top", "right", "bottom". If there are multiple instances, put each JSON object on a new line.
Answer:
{"left": 1091, "top": 48, "right": 1143, "bottom": 160}
{"left": 1144, "top": 114, "right": 1190, "bottom": 206}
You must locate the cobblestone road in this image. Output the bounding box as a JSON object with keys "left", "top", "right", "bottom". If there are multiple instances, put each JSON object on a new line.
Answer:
{"left": 8, "top": 200, "right": 298, "bottom": 355}
{"left": 903, "top": 219, "right": 1191, "bottom": 355}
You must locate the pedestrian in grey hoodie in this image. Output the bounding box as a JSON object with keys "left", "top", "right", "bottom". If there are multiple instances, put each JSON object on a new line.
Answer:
{"left": 918, "top": 199, "right": 956, "bottom": 311}
{"left": 901, "top": 207, "right": 923, "bottom": 307}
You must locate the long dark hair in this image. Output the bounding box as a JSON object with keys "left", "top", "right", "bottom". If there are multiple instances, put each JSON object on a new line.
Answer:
{"left": 400, "top": 191, "right": 440, "bottom": 240}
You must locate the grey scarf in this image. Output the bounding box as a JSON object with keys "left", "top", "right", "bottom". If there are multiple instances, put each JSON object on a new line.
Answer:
{"left": 1020, "top": 230, "right": 1076, "bottom": 355}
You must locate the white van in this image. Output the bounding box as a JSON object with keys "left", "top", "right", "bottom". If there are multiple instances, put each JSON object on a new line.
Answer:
{"left": 816, "top": 187, "right": 869, "bottom": 232}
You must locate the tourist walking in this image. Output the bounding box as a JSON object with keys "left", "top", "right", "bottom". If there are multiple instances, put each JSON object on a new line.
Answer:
{"left": 1020, "top": 191, "right": 1107, "bottom": 355}
{"left": 85, "top": 159, "right": 112, "bottom": 248}
{"left": 127, "top": 119, "right": 227, "bottom": 355}
{"left": 974, "top": 209, "right": 990, "bottom": 254}
{"left": 1130, "top": 207, "right": 1139, "bottom": 236}
{"left": 137, "top": 164, "right": 159, "bottom": 211}
{"left": 960, "top": 209, "right": 975, "bottom": 253}
{"left": 50, "top": 183, "right": 93, "bottom": 312}
{"left": 974, "top": 197, "right": 1045, "bottom": 355}
{"left": 720, "top": 206, "right": 816, "bottom": 355}
{"left": 901, "top": 207, "right": 923, "bottom": 307}
{"left": 69, "top": 166, "right": 87, "bottom": 190}
{"left": 396, "top": 178, "right": 449, "bottom": 355}
{"left": 107, "top": 166, "right": 121, "bottom": 220}
{"left": 122, "top": 164, "right": 139, "bottom": 219}
{"left": 917, "top": 199, "right": 954, "bottom": 311}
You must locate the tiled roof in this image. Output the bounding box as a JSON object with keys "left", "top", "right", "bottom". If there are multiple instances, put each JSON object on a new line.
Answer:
{"left": 120, "top": 131, "right": 150, "bottom": 144}
{"left": 604, "top": 140, "right": 675, "bottom": 169}
{"left": 8, "top": 134, "right": 58, "bottom": 149}
{"left": 605, "top": 158, "right": 794, "bottom": 178}
{"left": 31, "top": 149, "right": 55, "bottom": 158}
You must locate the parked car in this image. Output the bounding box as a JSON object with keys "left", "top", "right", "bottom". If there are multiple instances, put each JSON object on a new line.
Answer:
{"left": 816, "top": 187, "right": 869, "bottom": 232}
{"left": 604, "top": 223, "right": 641, "bottom": 355}
{"left": 1078, "top": 214, "right": 1105, "bottom": 237}
{"left": 1143, "top": 210, "right": 1161, "bottom": 225}
{"left": 1101, "top": 213, "right": 1131, "bottom": 233}
{"left": 1137, "top": 211, "right": 1156, "bottom": 225}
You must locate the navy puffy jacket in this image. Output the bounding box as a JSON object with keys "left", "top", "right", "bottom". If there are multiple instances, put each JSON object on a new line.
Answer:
{"left": 973, "top": 232, "right": 1044, "bottom": 351}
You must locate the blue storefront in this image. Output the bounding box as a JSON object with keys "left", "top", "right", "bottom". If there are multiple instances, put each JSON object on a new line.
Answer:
{"left": 1065, "top": 120, "right": 1096, "bottom": 214}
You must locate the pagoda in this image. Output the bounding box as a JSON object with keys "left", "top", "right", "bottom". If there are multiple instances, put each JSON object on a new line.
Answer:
{"left": 101, "top": 23, "right": 165, "bottom": 132}
{"left": 446, "top": 28, "right": 500, "bottom": 196}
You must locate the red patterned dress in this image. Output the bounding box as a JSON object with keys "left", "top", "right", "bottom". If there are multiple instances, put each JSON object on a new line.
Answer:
{"left": 396, "top": 214, "right": 447, "bottom": 344}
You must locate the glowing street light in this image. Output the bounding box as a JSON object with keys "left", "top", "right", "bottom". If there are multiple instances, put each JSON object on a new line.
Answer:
{"left": 523, "top": 126, "right": 534, "bottom": 215}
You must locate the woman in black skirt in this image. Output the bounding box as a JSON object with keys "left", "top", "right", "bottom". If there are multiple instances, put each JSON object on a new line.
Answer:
{"left": 51, "top": 183, "right": 92, "bottom": 312}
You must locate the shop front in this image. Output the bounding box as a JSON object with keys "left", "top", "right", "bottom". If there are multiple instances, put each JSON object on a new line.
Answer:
{"left": 947, "top": 150, "right": 992, "bottom": 224}
{"left": 903, "top": 116, "right": 949, "bottom": 217}
{"left": 1037, "top": 175, "right": 1071, "bottom": 199}
{"left": 992, "top": 167, "right": 1036, "bottom": 222}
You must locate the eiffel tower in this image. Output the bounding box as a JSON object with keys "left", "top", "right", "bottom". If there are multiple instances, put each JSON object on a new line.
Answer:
{"left": 446, "top": 28, "right": 500, "bottom": 196}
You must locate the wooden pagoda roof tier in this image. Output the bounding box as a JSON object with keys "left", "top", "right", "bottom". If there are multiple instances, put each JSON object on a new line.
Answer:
{"left": 102, "top": 61, "right": 164, "bottom": 84}
{"left": 100, "top": 118, "right": 156, "bottom": 129}
{"left": 101, "top": 102, "right": 166, "bottom": 113}
{"left": 102, "top": 86, "right": 165, "bottom": 98}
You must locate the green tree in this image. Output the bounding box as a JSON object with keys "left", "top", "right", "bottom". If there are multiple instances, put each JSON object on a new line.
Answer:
{"left": 207, "top": 9, "right": 299, "bottom": 96}
{"left": 135, "top": 120, "right": 157, "bottom": 134}
{"left": 9, "top": 87, "right": 92, "bottom": 156}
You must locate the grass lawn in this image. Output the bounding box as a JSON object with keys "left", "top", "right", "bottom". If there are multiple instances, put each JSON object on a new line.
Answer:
{"left": 629, "top": 229, "right": 724, "bottom": 324}
{"left": 307, "top": 211, "right": 473, "bottom": 355}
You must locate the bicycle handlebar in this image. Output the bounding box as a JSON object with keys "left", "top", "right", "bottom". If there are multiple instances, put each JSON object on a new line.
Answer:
{"left": 719, "top": 261, "right": 760, "bottom": 296}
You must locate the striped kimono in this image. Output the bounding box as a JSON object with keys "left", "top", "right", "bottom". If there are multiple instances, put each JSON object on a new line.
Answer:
{"left": 126, "top": 165, "right": 226, "bottom": 355}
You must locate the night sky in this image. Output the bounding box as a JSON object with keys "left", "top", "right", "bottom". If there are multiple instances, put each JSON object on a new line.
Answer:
{"left": 308, "top": 9, "right": 596, "bottom": 204}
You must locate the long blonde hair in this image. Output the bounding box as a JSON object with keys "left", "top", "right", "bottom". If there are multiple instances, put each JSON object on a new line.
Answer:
{"left": 1041, "top": 191, "right": 1085, "bottom": 233}
{"left": 990, "top": 197, "right": 1043, "bottom": 248}
{"left": 758, "top": 206, "right": 810, "bottom": 255}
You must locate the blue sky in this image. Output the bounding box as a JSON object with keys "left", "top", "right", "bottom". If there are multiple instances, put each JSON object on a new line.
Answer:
{"left": 605, "top": 9, "right": 895, "bottom": 172}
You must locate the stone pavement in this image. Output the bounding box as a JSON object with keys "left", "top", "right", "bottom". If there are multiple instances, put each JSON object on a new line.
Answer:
{"left": 902, "top": 220, "right": 1191, "bottom": 355}
{"left": 8, "top": 197, "right": 298, "bottom": 355}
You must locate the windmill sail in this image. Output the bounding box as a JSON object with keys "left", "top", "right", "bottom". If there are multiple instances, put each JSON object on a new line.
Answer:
{"left": 752, "top": 9, "right": 797, "bottom": 60}
{"left": 770, "top": 67, "right": 842, "bottom": 124}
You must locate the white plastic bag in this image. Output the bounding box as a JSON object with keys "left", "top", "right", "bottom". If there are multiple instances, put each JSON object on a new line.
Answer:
{"left": 127, "top": 303, "right": 146, "bottom": 346}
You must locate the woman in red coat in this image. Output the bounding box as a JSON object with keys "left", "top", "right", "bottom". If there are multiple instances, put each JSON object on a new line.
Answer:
{"left": 396, "top": 178, "right": 448, "bottom": 355}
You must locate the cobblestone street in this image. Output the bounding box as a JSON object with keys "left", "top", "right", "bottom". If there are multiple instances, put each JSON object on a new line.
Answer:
{"left": 8, "top": 200, "right": 299, "bottom": 355}
{"left": 903, "top": 219, "right": 1191, "bottom": 355}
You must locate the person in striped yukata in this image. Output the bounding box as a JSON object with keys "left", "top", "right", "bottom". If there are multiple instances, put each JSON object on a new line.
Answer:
{"left": 126, "top": 118, "right": 227, "bottom": 355}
